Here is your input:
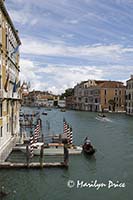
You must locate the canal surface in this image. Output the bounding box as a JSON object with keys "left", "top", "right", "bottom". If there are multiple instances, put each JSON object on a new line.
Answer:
{"left": 0, "top": 107, "right": 133, "bottom": 200}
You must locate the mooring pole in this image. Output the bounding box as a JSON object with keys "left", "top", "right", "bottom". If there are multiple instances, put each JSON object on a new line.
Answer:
{"left": 26, "top": 144, "right": 30, "bottom": 168}
{"left": 63, "top": 139, "right": 69, "bottom": 167}
{"left": 40, "top": 145, "right": 44, "bottom": 168}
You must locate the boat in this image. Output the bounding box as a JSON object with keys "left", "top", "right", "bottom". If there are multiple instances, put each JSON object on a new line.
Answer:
{"left": 60, "top": 109, "right": 66, "bottom": 112}
{"left": 16, "top": 142, "right": 82, "bottom": 156}
{"left": 82, "top": 137, "right": 95, "bottom": 155}
{"left": 45, "top": 108, "right": 52, "bottom": 111}
{"left": 98, "top": 113, "right": 106, "bottom": 118}
{"left": 42, "top": 112, "right": 47, "bottom": 115}
{"left": 96, "top": 114, "right": 112, "bottom": 122}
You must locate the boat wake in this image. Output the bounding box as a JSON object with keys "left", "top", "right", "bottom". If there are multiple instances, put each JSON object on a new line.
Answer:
{"left": 95, "top": 116, "right": 112, "bottom": 122}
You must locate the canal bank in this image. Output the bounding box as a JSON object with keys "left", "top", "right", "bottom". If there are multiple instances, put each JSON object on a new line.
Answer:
{"left": 0, "top": 108, "right": 133, "bottom": 200}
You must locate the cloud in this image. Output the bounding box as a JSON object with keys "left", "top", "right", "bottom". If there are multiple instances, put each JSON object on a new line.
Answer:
{"left": 20, "top": 57, "right": 133, "bottom": 94}
{"left": 8, "top": 7, "right": 38, "bottom": 26}
{"left": 21, "top": 37, "right": 129, "bottom": 61}
{"left": 20, "top": 58, "right": 103, "bottom": 94}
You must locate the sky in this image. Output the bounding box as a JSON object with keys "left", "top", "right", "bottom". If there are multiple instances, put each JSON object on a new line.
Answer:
{"left": 5, "top": 0, "right": 133, "bottom": 94}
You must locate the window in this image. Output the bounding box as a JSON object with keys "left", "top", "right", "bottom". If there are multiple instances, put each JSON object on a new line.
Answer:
{"left": 7, "top": 123, "right": 9, "bottom": 132}
{"left": 0, "top": 76, "right": 1, "bottom": 89}
{"left": 7, "top": 101, "right": 9, "bottom": 114}
{"left": 0, "top": 126, "right": 2, "bottom": 137}
{"left": 0, "top": 103, "right": 2, "bottom": 117}
{"left": 85, "top": 98, "right": 88, "bottom": 103}
{"left": 104, "top": 90, "right": 106, "bottom": 95}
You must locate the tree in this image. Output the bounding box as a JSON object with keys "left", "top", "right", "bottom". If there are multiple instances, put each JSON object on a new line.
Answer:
{"left": 108, "top": 99, "right": 115, "bottom": 111}
{"left": 60, "top": 88, "right": 74, "bottom": 99}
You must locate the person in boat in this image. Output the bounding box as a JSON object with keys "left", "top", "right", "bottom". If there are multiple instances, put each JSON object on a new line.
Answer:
{"left": 84, "top": 137, "right": 93, "bottom": 149}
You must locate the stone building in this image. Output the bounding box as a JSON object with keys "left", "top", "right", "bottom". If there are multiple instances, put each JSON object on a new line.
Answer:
{"left": 0, "top": 0, "right": 21, "bottom": 161}
{"left": 74, "top": 80, "right": 102, "bottom": 111}
{"left": 126, "top": 75, "right": 133, "bottom": 115}
{"left": 71, "top": 80, "right": 126, "bottom": 112}
{"left": 99, "top": 81, "right": 126, "bottom": 112}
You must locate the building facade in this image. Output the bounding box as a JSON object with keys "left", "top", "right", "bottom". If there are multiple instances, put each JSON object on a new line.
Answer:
{"left": 99, "top": 81, "right": 126, "bottom": 112}
{"left": 0, "top": 0, "right": 21, "bottom": 161}
{"left": 74, "top": 80, "right": 101, "bottom": 112}
{"left": 126, "top": 75, "right": 133, "bottom": 115}
{"left": 70, "top": 80, "right": 126, "bottom": 112}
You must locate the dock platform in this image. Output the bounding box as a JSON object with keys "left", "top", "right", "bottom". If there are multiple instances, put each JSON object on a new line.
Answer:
{"left": 0, "top": 162, "right": 68, "bottom": 169}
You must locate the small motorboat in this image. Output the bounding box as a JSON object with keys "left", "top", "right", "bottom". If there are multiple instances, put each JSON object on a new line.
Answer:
{"left": 42, "top": 112, "right": 47, "bottom": 115}
{"left": 98, "top": 113, "right": 106, "bottom": 118}
{"left": 82, "top": 137, "right": 95, "bottom": 155}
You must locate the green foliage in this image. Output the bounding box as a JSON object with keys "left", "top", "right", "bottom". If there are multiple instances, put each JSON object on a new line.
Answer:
{"left": 60, "top": 88, "right": 74, "bottom": 99}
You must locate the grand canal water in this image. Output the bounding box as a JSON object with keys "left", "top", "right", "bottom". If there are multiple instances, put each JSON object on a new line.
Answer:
{"left": 0, "top": 107, "right": 133, "bottom": 200}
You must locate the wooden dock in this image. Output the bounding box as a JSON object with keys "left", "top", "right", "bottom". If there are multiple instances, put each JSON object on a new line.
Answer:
{"left": 0, "top": 162, "right": 68, "bottom": 169}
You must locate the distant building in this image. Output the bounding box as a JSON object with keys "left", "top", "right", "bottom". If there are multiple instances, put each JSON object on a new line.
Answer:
{"left": 99, "top": 81, "right": 126, "bottom": 112}
{"left": 73, "top": 80, "right": 102, "bottom": 111}
{"left": 126, "top": 75, "right": 133, "bottom": 115}
{"left": 66, "top": 95, "right": 75, "bottom": 109}
{"left": 21, "top": 90, "right": 60, "bottom": 108}
{"left": 58, "top": 99, "right": 66, "bottom": 108}
{"left": 21, "top": 81, "right": 29, "bottom": 96}
{"left": 0, "top": 0, "right": 21, "bottom": 161}
{"left": 69, "top": 80, "right": 126, "bottom": 112}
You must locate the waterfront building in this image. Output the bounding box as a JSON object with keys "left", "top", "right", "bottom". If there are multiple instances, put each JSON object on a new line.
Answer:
{"left": 66, "top": 95, "right": 75, "bottom": 109}
{"left": 0, "top": 0, "right": 21, "bottom": 161}
{"left": 126, "top": 75, "right": 133, "bottom": 115}
{"left": 74, "top": 80, "right": 101, "bottom": 111}
{"left": 72, "top": 80, "right": 126, "bottom": 112}
{"left": 99, "top": 81, "right": 126, "bottom": 112}
{"left": 58, "top": 99, "right": 66, "bottom": 108}
{"left": 21, "top": 90, "right": 60, "bottom": 107}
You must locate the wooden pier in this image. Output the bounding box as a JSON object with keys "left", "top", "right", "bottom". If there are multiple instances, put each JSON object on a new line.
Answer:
{"left": 0, "top": 162, "right": 68, "bottom": 169}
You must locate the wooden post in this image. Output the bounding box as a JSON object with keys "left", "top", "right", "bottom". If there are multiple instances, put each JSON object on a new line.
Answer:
{"left": 59, "top": 134, "right": 62, "bottom": 144}
{"left": 26, "top": 144, "right": 30, "bottom": 168}
{"left": 62, "top": 138, "right": 69, "bottom": 167}
{"left": 41, "top": 134, "right": 44, "bottom": 143}
{"left": 40, "top": 145, "right": 44, "bottom": 168}
{"left": 64, "top": 143, "right": 69, "bottom": 167}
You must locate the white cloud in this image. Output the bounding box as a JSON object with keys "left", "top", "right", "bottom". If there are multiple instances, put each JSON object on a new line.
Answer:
{"left": 20, "top": 58, "right": 103, "bottom": 94}
{"left": 20, "top": 57, "right": 133, "bottom": 94}
{"left": 20, "top": 37, "right": 128, "bottom": 61}
{"left": 8, "top": 9, "right": 38, "bottom": 26}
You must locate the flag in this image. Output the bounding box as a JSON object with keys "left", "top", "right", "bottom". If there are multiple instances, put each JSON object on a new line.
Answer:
{"left": 16, "top": 80, "right": 20, "bottom": 89}
{"left": 4, "top": 73, "right": 9, "bottom": 92}
{"left": 11, "top": 45, "right": 19, "bottom": 56}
